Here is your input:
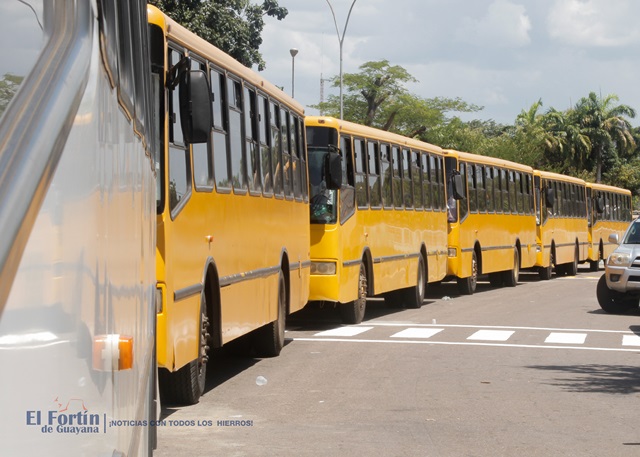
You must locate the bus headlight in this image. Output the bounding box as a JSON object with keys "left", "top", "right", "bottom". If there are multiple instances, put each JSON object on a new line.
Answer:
{"left": 311, "top": 261, "right": 337, "bottom": 275}
{"left": 608, "top": 252, "right": 631, "bottom": 267}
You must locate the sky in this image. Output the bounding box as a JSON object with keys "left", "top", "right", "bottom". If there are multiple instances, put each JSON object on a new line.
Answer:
{"left": 257, "top": 0, "right": 640, "bottom": 126}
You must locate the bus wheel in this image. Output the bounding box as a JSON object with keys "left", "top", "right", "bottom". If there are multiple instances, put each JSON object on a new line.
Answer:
{"left": 254, "top": 270, "right": 286, "bottom": 357}
{"left": 341, "top": 263, "right": 367, "bottom": 324}
{"left": 596, "top": 275, "right": 639, "bottom": 314}
{"left": 539, "top": 250, "right": 553, "bottom": 280}
{"left": 159, "top": 293, "right": 210, "bottom": 405}
{"left": 457, "top": 251, "right": 477, "bottom": 295}
{"left": 565, "top": 246, "right": 578, "bottom": 276}
{"left": 405, "top": 256, "right": 426, "bottom": 309}
{"left": 503, "top": 248, "right": 520, "bottom": 287}
{"left": 589, "top": 259, "right": 600, "bottom": 272}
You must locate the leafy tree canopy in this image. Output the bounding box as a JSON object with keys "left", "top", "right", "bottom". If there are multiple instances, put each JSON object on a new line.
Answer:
{"left": 312, "top": 60, "right": 482, "bottom": 135}
{"left": 149, "top": 0, "right": 288, "bottom": 70}
{"left": 0, "top": 73, "right": 23, "bottom": 118}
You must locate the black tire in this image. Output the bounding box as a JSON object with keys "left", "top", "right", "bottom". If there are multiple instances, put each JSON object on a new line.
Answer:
{"left": 565, "top": 246, "right": 578, "bottom": 276}
{"left": 539, "top": 249, "right": 553, "bottom": 280}
{"left": 159, "top": 293, "right": 209, "bottom": 405}
{"left": 596, "top": 275, "right": 639, "bottom": 314}
{"left": 589, "top": 260, "right": 600, "bottom": 272}
{"left": 457, "top": 251, "right": 477, "bottom": 295}
{"left": 503, "top": 248, "right": 520, "bottom": 287}
{"left": 404, "top": 256, "right": 426, "bottom": 309}
{"left": 254, "top": 271, "right": 286, "bottom": 357}
{"left": 341, "top": 263, "right": 367, "bottom": 324}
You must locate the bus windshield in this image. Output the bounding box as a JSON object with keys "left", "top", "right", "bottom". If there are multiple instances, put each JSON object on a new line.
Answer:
{"left": 308, "top": 146, "right": 338, "bottom": 224}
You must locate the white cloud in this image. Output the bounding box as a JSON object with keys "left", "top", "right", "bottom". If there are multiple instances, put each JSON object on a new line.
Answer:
{"left": 547, "top": 0, "right": 640, "bottom": 47}
{"left": 455, "top": 0, "right": 531, "bottom": 48}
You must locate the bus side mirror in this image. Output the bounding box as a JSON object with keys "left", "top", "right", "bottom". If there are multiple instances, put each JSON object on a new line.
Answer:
{"left": 180, "top": 69, "right": 212, "bottom": 144}
{"left": 452, "top": 174, "right": 464, "bottom": 200}
{"left": 545, "top": 188, "right": 555, "bottom": 207}
{"left": 608, "top": 233, "right": 619, "bottom": 244}
{"left": 325, "top": 151, "right": 343, "bottom": 190}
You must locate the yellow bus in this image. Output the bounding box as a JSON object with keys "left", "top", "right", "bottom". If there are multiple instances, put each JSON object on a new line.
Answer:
{"left": 306, "top": 116, "right": 449, "bottom": 324}
{"left": 444, "top": 150, "right": 538, "bottom": 294}
{"left": 586, "top": 182, "right": 633, "bottom": 270}
{"left": 533, "top": 170, "right": 589, "bottom": 278}
{"left": 1, "top": 1, "right": 157, "bottom": 454}
{"left": 149, "top": 6, "right": 310, "bottom": 404}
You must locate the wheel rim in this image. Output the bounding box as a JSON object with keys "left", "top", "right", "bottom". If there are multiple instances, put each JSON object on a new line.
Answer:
{"left": 356, "top": 265, "right": 367, "bottom": 314}
{"left": 513, "top": 249, "right": 520, "bottom": 281}
{"left": 470, "top": 254, "right": 478, "bottom": 289}
{"left": 417, "top": 259, "right": 425, "bottom": 299}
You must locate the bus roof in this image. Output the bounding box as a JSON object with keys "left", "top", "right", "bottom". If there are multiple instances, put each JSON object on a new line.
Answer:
{"left": 534, "top": 169, "right": 587, "bottom": 186}
{"left": 147, "top": 5, "right": 304, "bottom": 116}
{"left": 443, "top": 149, "right": 534, "bottom": 173}
{"left": 586, "top": 181, "right": 632, "bottom": 195}
{"left": 305, "top": 116, "right": 444, "bottom": 155}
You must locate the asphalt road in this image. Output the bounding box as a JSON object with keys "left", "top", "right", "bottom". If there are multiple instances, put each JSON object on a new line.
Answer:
{"left": 154, "top": 267, "right": 640, "bottom": 457}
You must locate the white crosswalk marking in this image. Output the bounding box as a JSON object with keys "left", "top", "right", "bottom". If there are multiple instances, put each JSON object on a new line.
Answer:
{"left": 467, "top": 330, "right": 514, "bottom": 341}
{"left": 545, "top": 333, "right": 587, "bottom": 344}
{"left": 315, "top": 326, "right": 373, "bottom": 337}
{"left": 621, "top": 334, "right": 640, "bottom": 346}
{"left": 390, "top": 328, "right": 444, "bottom": 339}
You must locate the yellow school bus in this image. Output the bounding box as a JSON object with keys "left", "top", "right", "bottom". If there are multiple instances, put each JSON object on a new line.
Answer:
{"left": 306, "top": 116, "right": 449, "bottom": 323}
{"left": 445, "top": 150, "right": 538, "bottom": 294}
{"left": 586, "top": 182, "right": 633, "bottom": 270}
{"left": 149, "top": 6, "right": 310, "bottom": 404}
{"left": 533, "top": 170, "right": 589, "bottom": 278}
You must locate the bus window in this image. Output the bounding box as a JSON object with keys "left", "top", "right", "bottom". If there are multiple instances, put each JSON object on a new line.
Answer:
{"left": 381, "top": 144, "right": 393, "bottom": 209}
{"left": 368, "top": 140, "right": 381, "bottom": 208}
{"left": 403, "top": 149, "right": 413, "bottom": 209}
{"left": 258, "top": 94, "right": 272, "bottom": 195}
{"left": 354, "top": 138, "right": 368, "bottom": 208}
{"left": 270, "top": 101, "right": 283, "bottom": 196}
{"left": 244, "top": 87, "right": 261, "bottom": 194}
{"left": 227, "top": 77, "right": 246, "bottom": 193}
{"left": 412, "top": 151, "right": 422, "bottom": 210}
{"left": 211, "top": 68, "right": 230, "bottom": 191}
{"left": 467, "top": 163, "right": 477, "bottom": 213}
{"left": 422, "top": 154, "right": 432, "bottom": 210}
{"left": 393, "top": 146, "right": 403, "bottom": 208}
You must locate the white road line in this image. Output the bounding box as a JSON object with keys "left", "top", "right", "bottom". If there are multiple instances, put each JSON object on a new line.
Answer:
{"left": 314, "top": 326, "right": 373, "bottom": 337}
{"left": 467, "top": 330, "right": 514, "bottom": 341}
{"left": 622, "top": 334, "right": 640, "bottom": 346}
{"left": 390, "top": 328, "right": 444, "bottom": 339}
{"left": 545, "top": 332, "right": 587, "bottom": 344}
{"left": 362, "top": 322, "right": 634, "bottom": 334}
{"left": 288, "top": 337, "right": 640, "bottom": 353}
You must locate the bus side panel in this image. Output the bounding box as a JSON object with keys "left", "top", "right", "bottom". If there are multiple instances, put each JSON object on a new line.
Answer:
{"left": 1, "top": 43, "right": 156, "bottom": 456}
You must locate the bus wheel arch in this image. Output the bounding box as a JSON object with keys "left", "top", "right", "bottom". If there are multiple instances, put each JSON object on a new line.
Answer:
{"left": 404, "top": 247, "right": 427, "bottom": 309}
{"left": 503, "top": 243, "right": 520, "bottom": 287}
{"left": 340, "top": 251, "right": 370, "bottom": 324}
{"left": 457, "top": 244, "right": 479, "bottom": 295}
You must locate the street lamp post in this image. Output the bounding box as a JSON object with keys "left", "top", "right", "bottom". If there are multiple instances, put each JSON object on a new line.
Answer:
{"left": 325, "top": 0, "right": 357, "bottom": 120}
{"left": 289, "top": 48, "right": 298, "bottom": 98}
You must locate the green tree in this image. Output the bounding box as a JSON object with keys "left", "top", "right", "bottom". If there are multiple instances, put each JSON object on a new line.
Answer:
{"left": 0, "top": 73, "right": 23, "bottom": 118}
{"left": 149, "top": 0, "right": 288, "bottom": 70}
{"left": 313, "top": 60, "right": 481, "bottom": 136}
{"left": 571, "top": 92, "right": 636, "bottom": 182}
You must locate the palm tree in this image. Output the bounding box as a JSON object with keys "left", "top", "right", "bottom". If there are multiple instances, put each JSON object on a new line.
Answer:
{"left": 572, "top": 92, "right": 636, "bottom": 182}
